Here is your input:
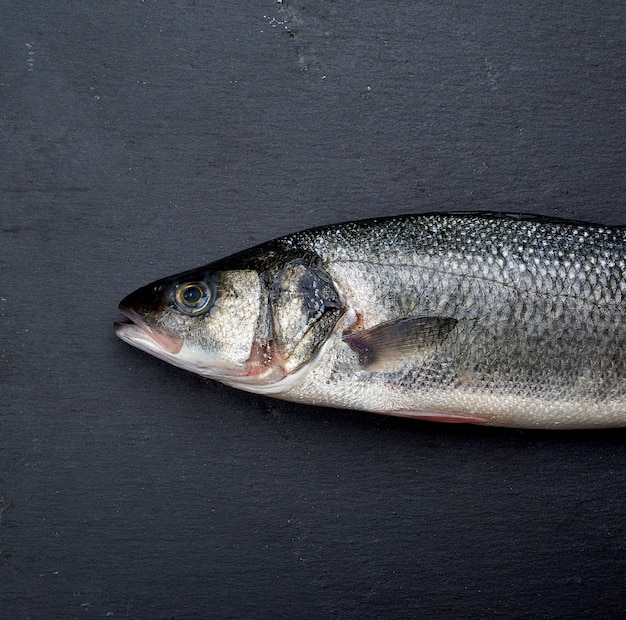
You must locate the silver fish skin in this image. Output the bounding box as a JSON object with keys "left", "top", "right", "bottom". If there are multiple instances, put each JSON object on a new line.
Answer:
{"left": 115, "top": 212, "right": 626, "bottom": 429}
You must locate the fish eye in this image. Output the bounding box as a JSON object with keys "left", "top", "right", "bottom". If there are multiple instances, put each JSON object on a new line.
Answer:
{"left": 174, "top": 281, "right": 213, "bottom": 315}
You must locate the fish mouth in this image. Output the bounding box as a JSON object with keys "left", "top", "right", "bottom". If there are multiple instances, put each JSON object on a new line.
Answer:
{"left": 115, "top": 308, "right": 245, "bottom": 380}
{"left": 114, "top": 307, "right": 183, "bottom": 355}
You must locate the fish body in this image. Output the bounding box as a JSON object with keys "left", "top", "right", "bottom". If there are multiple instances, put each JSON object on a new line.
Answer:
{"left": 115, "top": 213, "right": 626, "bottom": 429}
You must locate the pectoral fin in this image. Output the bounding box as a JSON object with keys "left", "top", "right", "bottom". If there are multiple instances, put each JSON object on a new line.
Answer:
{"left": 343, "top": 315, "right": 457, "bottom": 371}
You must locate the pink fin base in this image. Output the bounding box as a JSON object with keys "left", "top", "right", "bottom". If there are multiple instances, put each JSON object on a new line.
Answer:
{"left": 381, "top": 409, "right": 487, "bottom": 425}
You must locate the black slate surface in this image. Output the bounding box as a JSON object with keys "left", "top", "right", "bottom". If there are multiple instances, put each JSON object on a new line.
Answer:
{"left": 1, "top": 1, "right": 625, "bottom": 618}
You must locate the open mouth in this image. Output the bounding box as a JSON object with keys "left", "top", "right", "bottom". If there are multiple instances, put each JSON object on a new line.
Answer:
{"left": 115, "top": 307, "right": 183, "bottom": 355}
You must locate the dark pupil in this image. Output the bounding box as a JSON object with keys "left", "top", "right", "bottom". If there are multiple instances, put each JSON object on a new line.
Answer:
{"left": 182, "top": 286, "right": 202, "bottom": 305}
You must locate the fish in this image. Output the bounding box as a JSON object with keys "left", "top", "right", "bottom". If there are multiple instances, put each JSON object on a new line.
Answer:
{"left": 115, "top": 212, "right": 626, "bottom": 429}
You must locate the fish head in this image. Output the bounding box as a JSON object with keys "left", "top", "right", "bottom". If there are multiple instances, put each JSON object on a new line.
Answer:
{"left": 115, "top": 250, "right": 345, "bottom": 391}
{"left": 115, "top": 266, "right": 263, "bottom": 381}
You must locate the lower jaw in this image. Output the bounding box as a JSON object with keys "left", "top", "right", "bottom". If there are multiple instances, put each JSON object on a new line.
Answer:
{"left": 114, "top": 321, "right": 183, "bottom": 354}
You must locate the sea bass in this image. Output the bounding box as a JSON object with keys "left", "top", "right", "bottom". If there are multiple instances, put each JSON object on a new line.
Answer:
{"left": 115, "top": 213, "right": 626, "bottom": 429}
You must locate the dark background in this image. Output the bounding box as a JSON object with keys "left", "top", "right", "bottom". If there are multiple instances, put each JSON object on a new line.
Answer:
{"left": 1, "top": 1, "right": 625, "bottom": 618}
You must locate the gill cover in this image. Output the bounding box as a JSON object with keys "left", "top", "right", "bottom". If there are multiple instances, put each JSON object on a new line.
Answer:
{"left": 254, "top": 259, "right": 345, "bottom": 377}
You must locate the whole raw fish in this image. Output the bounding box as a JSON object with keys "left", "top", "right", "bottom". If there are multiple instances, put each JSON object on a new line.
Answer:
{"left": 115, "top": 213, "right": 626, "bottom": 428}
